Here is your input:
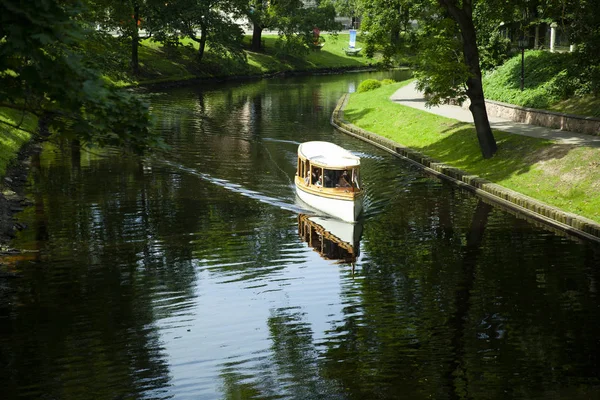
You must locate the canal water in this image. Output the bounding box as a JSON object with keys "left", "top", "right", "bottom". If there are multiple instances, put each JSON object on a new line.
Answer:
{"left": 2, "top": 70, "right": 600, "bottom": 399}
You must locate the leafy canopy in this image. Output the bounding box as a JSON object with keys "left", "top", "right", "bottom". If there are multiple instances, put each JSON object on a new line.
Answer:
{"left": 0, "top": 0, "right": 162, "bottom": 153}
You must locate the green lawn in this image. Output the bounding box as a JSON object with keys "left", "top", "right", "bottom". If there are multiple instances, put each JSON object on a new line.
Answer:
{"left": 344, "top": 80, "right": 600, "bottom": 223}
{"left": 134, "top": 33, "right": 377, "bottom": 85}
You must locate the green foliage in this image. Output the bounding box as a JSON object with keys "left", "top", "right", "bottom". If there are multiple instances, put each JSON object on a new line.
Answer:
{"left": 568, "top": 0, "right": 600, "bottom": 94}
{"left": 321, "top": 0, "right": 359, "bottom": 18}
{"left": 274, "top": 33, "right": 310, "bottom": 58}
{"left": 270, "top": 3, "right": 340, "bottom": 57}
{"left": 0, "top": 0, "right": 161, "bottom": 153}
{"left": 357, "top": 79, "right": 382, "bottom": 92}
{"left": 412, "top": 17, "right": 470, "bottom": 106}
{"left": 247, "top": 0, "right": 340, "bottom": 54}
{"left": 149, "top": 0, "right": 247, "bottom": 63}
{"left": 483, "top": 50, "right": 579, "bottom": 109}
{"left": 359, "top": 0, "right": 414, "bottom": 64}
{"left": 0, "top": 108, "right": 35, "bottom": 177}
{"left": 478, "top": 30, "right": 514, "bottom": 71}
{"left": 381, "top": 79, "right": 396, "bottom": 85}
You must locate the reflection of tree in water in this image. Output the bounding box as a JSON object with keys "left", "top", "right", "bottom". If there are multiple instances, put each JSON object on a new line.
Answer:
{"left": 220, "top": 307, "right": 345, "bottom": 399}
{"left": 320, "top": 184, "right": 600, "bottom": 399}
{"left": 0, "top": 147, "right": 201, "bottom": 398}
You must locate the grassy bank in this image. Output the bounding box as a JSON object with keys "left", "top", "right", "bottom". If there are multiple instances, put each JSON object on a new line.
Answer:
{"left": 483, "top": 50, "right": 600, "bottom": 117}
{"left": 343, "top": 80, "right": 600, "bottom": 223}
{"left": 0, "top": 109, "right": 36, "bottom": 179}
{"left": 135, "top": 33, "right": 376, "bottom": 85}
{"left": 0, "top": 33, "right": 375, "bottom": 180}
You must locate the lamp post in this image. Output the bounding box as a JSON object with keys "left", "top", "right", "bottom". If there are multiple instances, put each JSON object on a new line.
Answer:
{"left": 518, "top": 37, "right": 527, "bottom": 91}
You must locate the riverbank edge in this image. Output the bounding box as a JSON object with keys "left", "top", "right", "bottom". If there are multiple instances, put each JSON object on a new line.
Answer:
{"left": 0, "top": 139, "right": 43, "bottom": 255}
{"left": 133, "top": 64, "right": 384, "bottom": 89}
{"left": 331, "top": 93, "right": 600, "bottom": 243}
{"left": 0, "top": 66, "right": 389, "bottom": 257}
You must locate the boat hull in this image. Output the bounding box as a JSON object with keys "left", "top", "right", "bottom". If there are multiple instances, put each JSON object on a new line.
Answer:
{"left": 295, "top": 181, "right": 363, "bottom": 222}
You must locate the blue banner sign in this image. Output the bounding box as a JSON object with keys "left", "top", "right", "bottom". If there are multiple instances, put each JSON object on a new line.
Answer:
{"left": 349, "top": 29, "right": 356, "bottom": 48}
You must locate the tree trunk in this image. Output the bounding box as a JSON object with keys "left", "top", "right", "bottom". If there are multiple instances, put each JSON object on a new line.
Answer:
{"left": 445, "top": 199, "right": 492, "bottom": 398}
{"left": 189, "top": 23, "right": 207, "bottom": 62}
{"left": 131, "top": 2, "right": 140, "bottom": 75}
{"left": 440, "top": 0, "right": 497, "bottom": 159}
{"left": 37, "top": 112, "right": 52, "bottom": 138}
{"left": 198, "top": 23, "right": 207, "bottom": 62}
{"left": 391, "top": 26, "right": 400, "bottom": 46}
{"left": 251, "top": 24, "right": 263, "bottom": 51}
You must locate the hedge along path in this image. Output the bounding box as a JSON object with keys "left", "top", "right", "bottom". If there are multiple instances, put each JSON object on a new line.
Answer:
{"left": 331, "top": 92, "right": 600, "bottom": 244}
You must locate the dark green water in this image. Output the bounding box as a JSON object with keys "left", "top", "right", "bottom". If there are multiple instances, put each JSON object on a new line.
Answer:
{"left": 2, "top": 71, "right": 600, "bottom": 399}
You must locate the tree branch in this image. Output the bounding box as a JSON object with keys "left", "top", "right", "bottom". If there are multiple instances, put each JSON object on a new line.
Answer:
{"left": 0, "top": 118, "right": 38, "bottom": 136}
{"left": 0, "top": 102, "right": 40, "bottom": 116}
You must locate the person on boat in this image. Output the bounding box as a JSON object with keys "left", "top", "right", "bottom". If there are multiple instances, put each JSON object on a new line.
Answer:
{"left": 338, "top": 170, "right": 351, "bottom": 188}
{"left": 312, "top": 168, "right": 322, "bottom": 186}
{"left": 323, "top": 170, "right": 334, "bottom": 187}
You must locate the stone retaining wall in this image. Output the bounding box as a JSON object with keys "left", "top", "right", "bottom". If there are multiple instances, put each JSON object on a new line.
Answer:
{"left": 331, "top": 94, "right": 600, "bottom": 243}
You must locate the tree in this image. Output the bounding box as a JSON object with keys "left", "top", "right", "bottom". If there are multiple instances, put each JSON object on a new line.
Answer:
{"left": 358, "top": 0, "right": 414, "bottom": 63}
{"left": 246, "top": 0, "right": 275, "bottom": 52}
{"left": 0, "top": 0, "right": 161, "bottom": 153}
{"left": 151, "top": 0, "right": 246, "bottom": 63}
{"left": 568, "top": 0, "right": 600, "bottom": 94}
{"left": 354, "top": 0, "right": 498, "bottom": 158}
{"left": 246, "top": 0, "right": 340, "bottom": 53}
{"left": 428, "top": 0, "right": 497, "bottom": 158}
{"left": 86, "top": 0, "right": 159, "bottom": 75}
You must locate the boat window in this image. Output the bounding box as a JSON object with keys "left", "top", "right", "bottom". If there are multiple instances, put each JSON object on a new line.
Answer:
{"left": 338, "top": 169, "right": 352, "bottom": 188}
{"left": 312, "top": 167, "right": 323, "bottom": 186}
{"left": 321, "top": 169, "right": 353, "bottom": 188}
{"left": 323, "top": 169, "right": 337, "bottom": 188}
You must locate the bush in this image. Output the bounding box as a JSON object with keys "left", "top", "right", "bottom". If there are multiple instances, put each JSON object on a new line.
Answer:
{"left": 357, "top": 79, "right": 382, "bottom": 92}
{"left": 479, "top": 30, "right": 513, "bottom": 71}
{"left": 381, "top": 79, "right": 396, "bottom": 85}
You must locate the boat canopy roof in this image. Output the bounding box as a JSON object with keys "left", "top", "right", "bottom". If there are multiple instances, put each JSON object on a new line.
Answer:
{"left": 298, "top": 141, "right": 360, "bottom": 168}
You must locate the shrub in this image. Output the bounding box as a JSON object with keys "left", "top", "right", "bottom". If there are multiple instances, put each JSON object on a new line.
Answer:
{"left": 357, "top": 79, "right": 382, "bottom": 92}
{"left": 381, "top": 79, "right": 396, "bottom": 85}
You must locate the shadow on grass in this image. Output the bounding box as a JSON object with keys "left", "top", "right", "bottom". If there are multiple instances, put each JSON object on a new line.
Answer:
{"left": 550, "top": 95, "right": 600, "bottom": 118}
{"left": 0, "top": 110, "right": 33, "bottom": 143}
{"left": 343, "top": 108, "right": 377, "bottom": 123}
{"left": 412, "top": 122, "right": 578, "bottom": 182}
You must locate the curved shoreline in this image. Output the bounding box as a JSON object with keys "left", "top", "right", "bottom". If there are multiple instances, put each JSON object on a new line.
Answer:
{"left": 134, "top": 65, "right": 387, "bottom": 90}
{"left": 331, "top": 93, "right": 600, "bottom": 243}
{"left": 0, "top": 67, "right": 388, "bottom": 256}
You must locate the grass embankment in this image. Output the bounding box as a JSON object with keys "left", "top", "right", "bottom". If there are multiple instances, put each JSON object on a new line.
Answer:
{"left": 135, "top": 33, "right": 375, "bottom": 85}
{"left": 344, "top": 80, "right": 600, "bottom": 223}
{"left": 0, "top": 33, "right": 374, "bottom": 178}
{"left": 483, "top": 50, "right": 600, "bottom": 117}
{"left": 0, "top": 109, "right": 36, "bottom": 179}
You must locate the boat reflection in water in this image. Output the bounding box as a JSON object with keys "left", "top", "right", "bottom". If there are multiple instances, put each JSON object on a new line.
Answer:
{"left": 297, "top": 214, "right": 362, "bottom": 265}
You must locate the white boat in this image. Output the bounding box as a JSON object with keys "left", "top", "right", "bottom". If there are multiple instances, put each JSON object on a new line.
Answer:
{"left": 298, "top": 214, "right": 362, "bottom": 263}
{"left": 295, "top": 141, "right": 364, "bottom": 222}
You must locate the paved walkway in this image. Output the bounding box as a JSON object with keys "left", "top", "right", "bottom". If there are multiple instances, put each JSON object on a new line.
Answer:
{"left": 390, "top": 82, "right": 600, "bottom": 146}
